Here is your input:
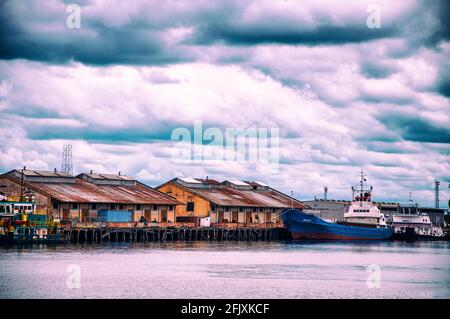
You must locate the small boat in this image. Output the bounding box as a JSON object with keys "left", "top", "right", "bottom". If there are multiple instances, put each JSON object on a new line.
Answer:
{"left": 392, "top": 207, "right": 445, "bottom": 240}
{"left": 282, "top": 171, "right": 393, "bottom": 240}
{"left": 1, "top": 224, "right": 69, "bottom": 244}
{"left": 0, "top": 200, "right": 68, "bottom": 244}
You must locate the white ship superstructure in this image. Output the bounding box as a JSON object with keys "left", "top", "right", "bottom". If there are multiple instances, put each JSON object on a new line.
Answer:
{"left": 343, "top": 170, "right": 388, "bottom": 228}
{"left": 392, "top": 211, "right": 444, "bottom": 238}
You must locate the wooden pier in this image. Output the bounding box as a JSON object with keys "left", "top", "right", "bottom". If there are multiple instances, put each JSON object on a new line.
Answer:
{"left": 64, "top": 226, "right": 289, "bottom": 244}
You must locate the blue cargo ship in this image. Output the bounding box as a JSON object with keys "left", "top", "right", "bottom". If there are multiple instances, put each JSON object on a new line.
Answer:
{"left": 281, "top": 208, "right": 393, "bottom": 240}
{"left": 282, "top": 171, "right": 393, "bottom": 240}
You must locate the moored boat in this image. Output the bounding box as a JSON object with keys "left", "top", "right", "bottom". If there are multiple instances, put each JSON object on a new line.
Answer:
{"left": 392, "top": 209, "right": 445, "bottom": 240}
{"left": 282, "top": 209, "right": 393, "bottom": 240}
{"left": 0, "top": 200, "right": 68, "bottom": 244}
{"left": 282, "top": 170, "right": 393, "bottom": 240}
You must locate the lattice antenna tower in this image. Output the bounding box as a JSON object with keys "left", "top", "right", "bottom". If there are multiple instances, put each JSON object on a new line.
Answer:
{"left": 61, "top": 144, "right": 73, "bottom": 175}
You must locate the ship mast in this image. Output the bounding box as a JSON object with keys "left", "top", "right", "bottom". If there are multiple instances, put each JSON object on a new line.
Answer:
{"left": 351, "top": 169, "right": 370, "bottom": 204}
{"left": 352, "top": 169, "right": 372, "bottom": 206}
{"left": 360, "top": 169, "right": 365, "bottom": 206}
{"left": 360, "top": 169, "right": 365, "bottom": 197}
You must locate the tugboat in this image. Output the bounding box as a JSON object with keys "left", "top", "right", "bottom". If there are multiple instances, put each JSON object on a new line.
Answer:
{"left": 282, "top": 170, "right": 393, "bottom": 240}
{"left": 392, "top": 203, "right": 445, "bottom": 240}
{"left": 0, "top": 200, "right": 68, "bottom": 244}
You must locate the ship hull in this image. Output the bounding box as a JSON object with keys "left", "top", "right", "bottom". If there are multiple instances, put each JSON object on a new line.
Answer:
{"left": 282, "top": 209, "right": 393, "bottom": 241}
{"left": 392, "top": 228, "right": 446, "bottom": 241}
{"left": 0, "top": 234, "right": 69, "bottom": 245}
{"left": 392, "top": 233, "right": 446, "bottom": 241}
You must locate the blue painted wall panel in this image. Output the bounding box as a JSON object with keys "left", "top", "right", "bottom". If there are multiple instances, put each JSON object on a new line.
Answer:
{"left": 98, "top": 210, "right": 132, "bottom": 222}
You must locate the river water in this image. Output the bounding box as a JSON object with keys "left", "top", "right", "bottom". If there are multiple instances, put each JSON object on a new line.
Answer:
{"left": 0, "top": 241, "right": 449, "bottom": 299}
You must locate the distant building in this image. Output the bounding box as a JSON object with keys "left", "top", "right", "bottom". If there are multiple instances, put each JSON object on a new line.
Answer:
{"left": 157, "top": 178, "right": 306, "bottom": 226}
{"left": 302, "top": 199, "right": 446, "bottom": 226}
{"left": 302, "top": 199, "right": 351, "bottom": 221}
{"left": 0, "top": 169, "right": 180, "bottom": 223}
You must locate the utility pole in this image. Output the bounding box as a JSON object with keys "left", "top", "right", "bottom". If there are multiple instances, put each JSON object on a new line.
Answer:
{"left": 434, "top": 179, "right": 440, "bottom": 208}
{"left": 20, "top": 166, "right": 26, "bottom": 201}
{"left": 291, "top": 191, "right": 294, "bottom": 209}
{"left": 448, "top": 183, "right": 450, "bottom": 210}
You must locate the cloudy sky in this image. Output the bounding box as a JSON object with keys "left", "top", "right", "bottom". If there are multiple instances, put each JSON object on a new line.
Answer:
{"left": 0, "top": 0, "right": 449, "bottom": 207}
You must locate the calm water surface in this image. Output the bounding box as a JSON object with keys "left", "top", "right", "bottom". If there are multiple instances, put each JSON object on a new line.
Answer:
{"left": 0, "top": 241, "right": 449, "bottom": 298}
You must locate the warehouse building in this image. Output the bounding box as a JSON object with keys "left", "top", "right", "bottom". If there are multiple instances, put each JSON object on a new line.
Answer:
{"left": 302, "top": 199, "right": 351, "bottom": 222}
{"left": 157, "top": 177, "right": 306, "bottom": 226}
{"left": 0, "top": 169, "right": 180, "bottom": 223}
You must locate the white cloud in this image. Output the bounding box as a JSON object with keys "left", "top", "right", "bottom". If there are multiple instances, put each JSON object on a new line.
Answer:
{"left": 0, "top": 58, "right": 448, "bottom": 207}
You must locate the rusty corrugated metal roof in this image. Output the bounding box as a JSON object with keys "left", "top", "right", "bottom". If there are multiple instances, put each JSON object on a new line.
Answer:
{"left": 78, "top": 173, "right": 135, "bottom": 181}
{"left": 194, "top": 178, "right": 221, "bottom": 185}
{"left": 2, "top": 175, "right": 180, "bottom": 205}
{"left": 167, "top": 179, "right": 305, "bottom": 209}
{"left": 8, "top": 169, "right": 74, "bottom": 178}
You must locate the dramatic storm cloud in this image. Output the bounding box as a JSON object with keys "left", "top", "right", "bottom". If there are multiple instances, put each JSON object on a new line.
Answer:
{"left": 0, "top": 0, "right": 449, "bottom": 207}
